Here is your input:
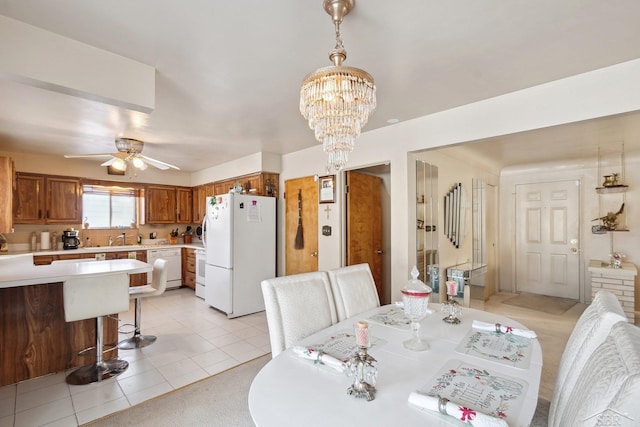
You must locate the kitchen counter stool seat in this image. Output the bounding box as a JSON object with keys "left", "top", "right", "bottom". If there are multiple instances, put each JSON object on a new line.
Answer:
{"left": 118, "top": 259, "right": 168, "bottom": 350}
{"left": 62, "top": 272, "right": 130, "bottom": 385}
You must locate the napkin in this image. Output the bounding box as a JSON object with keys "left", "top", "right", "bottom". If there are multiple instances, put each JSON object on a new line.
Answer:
{"left": 292, "top": 346, "right": 346, "bottom": 373}
{"left": 472, "top": 320, "right": 537, "bottom": 339}
{"left": 408, "top": 392, "right": 509, "bottom": 427}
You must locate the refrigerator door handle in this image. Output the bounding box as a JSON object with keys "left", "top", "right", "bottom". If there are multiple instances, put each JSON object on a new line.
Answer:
{"left": 202, "top": 215, "right": 207, "bottom": 250}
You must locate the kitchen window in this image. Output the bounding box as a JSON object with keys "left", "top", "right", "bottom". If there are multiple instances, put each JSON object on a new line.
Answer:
{"left": 82, "top": 184, "right": 141, "bottom": 228}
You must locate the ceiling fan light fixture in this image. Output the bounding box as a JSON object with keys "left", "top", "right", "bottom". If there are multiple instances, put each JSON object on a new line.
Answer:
{"left": 132, "top": 157, "right": 146, "bottom": 169}
{"left": 112, "top": 158, "right": 127, "bottom": 171}
{"left": 300, "top": 0, "right": 376, "bottom": 171}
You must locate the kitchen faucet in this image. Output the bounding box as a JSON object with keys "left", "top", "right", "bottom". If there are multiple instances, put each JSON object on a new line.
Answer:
{"left": 109, "top": 232, "right": 126, "bottom": 246}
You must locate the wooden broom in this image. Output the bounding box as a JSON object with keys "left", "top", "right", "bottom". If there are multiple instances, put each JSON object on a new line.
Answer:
{"left": 294, "top": 189, "right": 304, "bottom": 249}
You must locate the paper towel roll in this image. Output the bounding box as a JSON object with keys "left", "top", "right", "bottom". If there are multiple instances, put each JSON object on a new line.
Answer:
{"left": 40, "top": 232, "right": 50, "bottom": 250}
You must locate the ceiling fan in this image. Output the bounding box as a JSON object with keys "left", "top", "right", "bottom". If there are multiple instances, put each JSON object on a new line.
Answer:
{"left": 64, "top": 138, "right": 180, "bottom": 171}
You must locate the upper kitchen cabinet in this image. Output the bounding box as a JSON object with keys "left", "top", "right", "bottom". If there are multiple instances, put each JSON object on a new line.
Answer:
{"left": 0, "top": 157, "right": 14, "bottom": 233}
{"left": 192, "top": 183, "right": 214, "bottom": 224}
{"left": 145, "top": 185, "right": 177, "bottom": 224}
{"left": 13, "top": 173, "right": 82, "bottom": 224}
{"left": 176, "top": 187, "right": 193, "bottom": 224}
{"left": 213, "top": 172, "right": 279, "bottom": 198}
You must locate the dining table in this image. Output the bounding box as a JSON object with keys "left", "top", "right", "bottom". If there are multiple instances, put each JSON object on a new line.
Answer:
{"left": 249, "top": 303, "right": 543, "bottom": 427}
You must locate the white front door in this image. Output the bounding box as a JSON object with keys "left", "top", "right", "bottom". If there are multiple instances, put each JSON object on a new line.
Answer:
{"left": 515, "top": 180, "right": 580, "bottom": 299}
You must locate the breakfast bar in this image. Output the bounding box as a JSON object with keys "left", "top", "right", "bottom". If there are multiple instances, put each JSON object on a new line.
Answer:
{"left": 0, "top": 256, "right": 152, "bottom": 386}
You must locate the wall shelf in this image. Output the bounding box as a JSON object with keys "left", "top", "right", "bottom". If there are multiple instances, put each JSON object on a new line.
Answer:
{"left": 595, "top": 185, "right": 628, "bottom": 194}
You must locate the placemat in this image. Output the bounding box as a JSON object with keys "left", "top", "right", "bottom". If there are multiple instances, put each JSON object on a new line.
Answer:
{"left": 308, "top": 329, "right": 387, "bottom": 361}
{"left": 421, "top": 359, "right": 528, "bottom": 423}
{"left": 455, "top": 328, "right": 534, "bottom": 368}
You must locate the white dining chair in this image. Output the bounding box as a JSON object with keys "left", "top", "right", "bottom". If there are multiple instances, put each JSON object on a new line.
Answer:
{"left": 555, "top": 321, "right": 640, "bottom": 426}
{"left": 327, "top": 263, "right": 380, "bottom": 321}
{"left": 118, "top": 258, "right": 168, "bottom": 349}
{"left": 547, "top": 290, "right": 628, "bottom": 426}
{"left": 261, "top": 272, "right": 337, "bottom": 358}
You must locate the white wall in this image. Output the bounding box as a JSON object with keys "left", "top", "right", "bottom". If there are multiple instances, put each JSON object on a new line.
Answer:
{"left": 280, "top": 58, "right": 640, "bottom": 303}
{"left": 500, "top": 151, "right": 640, "bottom": 303}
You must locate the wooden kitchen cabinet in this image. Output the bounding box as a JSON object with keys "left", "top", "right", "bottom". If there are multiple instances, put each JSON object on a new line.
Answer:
{"left": 13, "top": 173, "right": 82, "bottom": 224}
{"left": 176, "top": 187, "right": 193, "bottom": 224}
{"left": 145, "top": 185, "right": 177, "bottom": 224}
{"left": 192, "top": 183, "right": 214, "bottom": 224}
{"left": 0, "top": 157, "right": 14, "bottom": 233}
{"left": 182, "top": 248, "right": 196, "bottom": 289}
{"left": 13, "top": 173, "right": 45, "bottom": 223}
{"left": 212, "top": 172, "right": 279, "bottom": 198}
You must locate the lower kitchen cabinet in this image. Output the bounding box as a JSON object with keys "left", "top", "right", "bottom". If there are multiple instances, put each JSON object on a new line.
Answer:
{"left": 182, "top": 248, "right": 196, "bottom": 290}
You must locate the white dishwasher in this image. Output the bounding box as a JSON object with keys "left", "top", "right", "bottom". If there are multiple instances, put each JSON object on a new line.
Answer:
{"left": 147, "top": 248, "right": 182, "bottom": 289}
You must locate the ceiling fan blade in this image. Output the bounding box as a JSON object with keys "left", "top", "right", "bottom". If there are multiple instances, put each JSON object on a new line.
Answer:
{"left": 139, "top": 155, "right": 180, "bottom": 170}
{"left": 100, "top": 157, "right": 117, "bottom": 167}
{"left": 64, "top": 153, "right": 114, "bottom": 159}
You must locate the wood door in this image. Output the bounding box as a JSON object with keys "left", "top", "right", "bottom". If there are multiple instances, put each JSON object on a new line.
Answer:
{"left": 285, "top": 176, "right": 318, "bottom": 275}
{"left": 45, "top": 176, "right": 82, "bottom": 223}
{"left": 0, "top": 157, "right": 13, "bottom": 233}
{"left": 346, "top": 171, "right": 383, "bottom": 300}
{"left": 13, "top": 173, "right": 45, "bottom": 224}
{"left": 515, "top": 180, "right": 580, "bottom": 299}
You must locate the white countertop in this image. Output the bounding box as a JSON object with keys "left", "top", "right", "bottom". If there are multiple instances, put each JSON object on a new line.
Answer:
{"left": 0, "top": 241, "right": 204, "bottom": 257}
{"left": 0, "top": 258, "right": 153, "bottom": 288}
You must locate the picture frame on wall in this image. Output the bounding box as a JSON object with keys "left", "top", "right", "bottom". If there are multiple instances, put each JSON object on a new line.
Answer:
{"left": 319, "top": 175, "right": 335, "bottom": 204}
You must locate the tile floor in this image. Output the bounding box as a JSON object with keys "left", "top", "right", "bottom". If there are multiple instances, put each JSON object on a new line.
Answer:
{"left": 0, "top": 288, "right": 271, "bottom": 427}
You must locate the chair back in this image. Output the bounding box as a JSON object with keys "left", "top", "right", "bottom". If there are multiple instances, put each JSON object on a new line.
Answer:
{"left": 328, "top": 263, "right": 380, "bottom": 321}
{"left": 149, "top": 258, "right": 168, "bottom": 296}
{"left": 261, "top": 272, "right": 337, "bottom": 358}
{"left": 549, "top": 290, "right": 628, "bottom": 426}
{"left": 556, "top": 321, "right": 640, "bottom": 426}
{"left": 63, "top": 273, "right": 130, "bottom": 322}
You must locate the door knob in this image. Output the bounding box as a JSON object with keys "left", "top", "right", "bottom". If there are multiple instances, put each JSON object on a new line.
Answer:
{"left": 311, "top": 251, "right": 318, "bottom": 257}
{"left": 571, "top": 247, "right": 578, "bottom": 254}
{"left": 376, "top": 250, "right": 383, "bottom": 254}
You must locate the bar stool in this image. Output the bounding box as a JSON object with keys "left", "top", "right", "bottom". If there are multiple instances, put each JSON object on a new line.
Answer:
{"left": 62, "top": 272, "right": 130, "bottom": 385}
{"left": 118, "top": 259, "right": 168, "bottom": 349}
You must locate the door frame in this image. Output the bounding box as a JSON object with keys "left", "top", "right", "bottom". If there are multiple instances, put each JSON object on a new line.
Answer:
{"left": 506, "top": 176, "right": 584, "bottom": 302}
{"left": 340, "top": 162, "right": 392, "bottom": 304}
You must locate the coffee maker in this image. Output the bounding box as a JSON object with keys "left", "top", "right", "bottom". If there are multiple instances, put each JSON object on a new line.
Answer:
{"left": 62, "top": 229, "right": 80, "bottom": 250}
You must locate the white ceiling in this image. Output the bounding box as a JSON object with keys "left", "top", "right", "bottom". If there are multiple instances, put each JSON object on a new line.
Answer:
{"left": 1, "top": 1, "right": 640, "bottom": 172}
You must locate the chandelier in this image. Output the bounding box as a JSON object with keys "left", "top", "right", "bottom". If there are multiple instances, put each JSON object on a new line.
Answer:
{"left": 300, "top": 0, "right": 376, "bottom": 171}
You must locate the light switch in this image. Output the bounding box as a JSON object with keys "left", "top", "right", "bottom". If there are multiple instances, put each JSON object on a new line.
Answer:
{"left": 322, "top": 225, "right": 331, "bottom": 236}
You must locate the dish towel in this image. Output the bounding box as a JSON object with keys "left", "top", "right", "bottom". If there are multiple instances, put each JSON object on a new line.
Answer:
{"left": 408, "top": 392, "right": 509, "bottom": 427}
{"left": 472, "top": 320, "right": 537, "bottom": 339}
{"left": 292, "top": 346, "right": 346, "bottom": 373}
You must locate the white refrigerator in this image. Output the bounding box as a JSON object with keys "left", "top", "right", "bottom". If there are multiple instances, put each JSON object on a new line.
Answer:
{"left": 202, "top": 193, "right": 276, "bottom": 318}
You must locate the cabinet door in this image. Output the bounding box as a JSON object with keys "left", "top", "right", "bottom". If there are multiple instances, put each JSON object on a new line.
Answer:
{"left": 13, "top": 173, "right": 45, "bottom": 224}
{"left": 146, "top": 185, "right": 177, "bottom": 223}
{"left": 46, "top": 177, "right": 82, "bottom": 223}
{"left": 0, "top": 157, "right": 13, "bottom": 232}
{"left": 192, "top": 185, "right": 202, "bottom": 224}
{"left": 176, "top": 187, "right": 193, "bottom": 224}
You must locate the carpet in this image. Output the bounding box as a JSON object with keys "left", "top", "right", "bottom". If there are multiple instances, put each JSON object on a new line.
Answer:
{"left": 86, "top": 354, "right": 270, "bottom": 427}
{"left": 502, "top": 292, "right": 577, "bottom": 315}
